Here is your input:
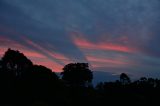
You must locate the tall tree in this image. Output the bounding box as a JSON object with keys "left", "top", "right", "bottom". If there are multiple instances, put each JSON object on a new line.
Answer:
{"left": 1, "top": 48, "right": 33, "bottom": 76}
{"left": 61, "top": 63, "right": 93, "bottom": 86}
{"left": 0, "top": 60, "right": 2, "bottom": 70}
{"left": 120, "top": 73, "right": 131, "bottom": 85}
{"left": 22, "top": 65, "right": 58, "bottom": 81}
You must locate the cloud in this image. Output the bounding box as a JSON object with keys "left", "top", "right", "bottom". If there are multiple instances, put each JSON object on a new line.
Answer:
{"left": 23, "top": 37, "right": 72, "bottom": 64}
{"left": 70, "top": 30, "right": 160, "bottom": 78}
{"left": 0, "top": 0, "right": 160, "bottom": 79}
{"left": 71, "top": 32, "right": 137, "bottom": 53}
{"left": 86, "top": 55, "right": 130, "bottom": 68}
{"left": 0, "top": 36, "right": 66, "bottom": 72}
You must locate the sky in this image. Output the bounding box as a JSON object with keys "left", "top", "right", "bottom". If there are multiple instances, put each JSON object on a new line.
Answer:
{"left": 0, "top": 0, "right": 160, "bottom": 80}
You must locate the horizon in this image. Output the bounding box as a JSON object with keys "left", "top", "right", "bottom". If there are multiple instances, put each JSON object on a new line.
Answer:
{"left": 0, "top": 0, "right": 160, "bottom": 80}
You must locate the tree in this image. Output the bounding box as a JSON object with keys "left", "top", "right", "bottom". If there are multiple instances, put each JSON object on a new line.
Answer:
{"left": 0, "top": 60, "right": 2, "bottom": 70}
{"left": 96, "top": 82, "right": 104, "bottom": 90}
{"left": 140, "top": 77, "right": 147, "bottom": 82}
{"left": 22, "top": 65, "right": 58, "bottom": 81}
{"left": 61, "top": 63, "right": 93, "bottom": 86}
{"left": 1, "top": 48, "right": 33, "bottom": 76}
{"left": 19, "top": 65, "right": 60, "bottom": 100}
{"left": 120, "top": 73, "right": 131, "bottom": 85}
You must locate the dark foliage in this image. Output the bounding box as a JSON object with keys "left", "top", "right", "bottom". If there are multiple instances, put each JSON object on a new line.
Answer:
{"left": 0, "top": 49, "right": 160, "bottom": 106}
{"left": 1, "top": 48, "right": 33, "bottom": 76}
{"left": 61, "top": 63, "right": 93, "bottom": 87}
{"left": 120, "top": 73, "right": 131, "bottom": 85}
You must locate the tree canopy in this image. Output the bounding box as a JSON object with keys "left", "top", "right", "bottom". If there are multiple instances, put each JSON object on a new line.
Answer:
{"left": 61, "top": 63, "right": 93, "bottom": 86}
{"left": 120, "top": 73, "right": 131, "bottom": 85}
{"left": 1, "top": 48, "right": 33, "bottom": 76}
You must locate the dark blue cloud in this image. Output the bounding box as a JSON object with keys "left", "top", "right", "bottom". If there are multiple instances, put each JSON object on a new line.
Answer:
{"left": 0, "top": 0, "right": 160, "bottom": 80}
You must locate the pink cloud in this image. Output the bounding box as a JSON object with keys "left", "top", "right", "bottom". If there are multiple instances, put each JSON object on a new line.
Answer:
{"left": 0, "top": 36, "right": 45, "bottom": 58}
{"left": 71, "top": 31, "right": 137, "bottom": 53}
{"left": 24, "top": 37, "right": 71, "bottom": 62}
{"left": 31, "top": 57, "right": 63, "bottom": 72}
{"left": 86, "top": 55, "right": 131, "bottom": 68}
{"left": 70, "top": 31, "right": 138, "bottom": 70}
{"left": 0, "top": 36, "right": 25, "bottom": 48}
{"left": 0, "top": 36, "right": 65, "bottom": 72}
{"left": 87, "top": 56, "right": 128, "bottom": 65}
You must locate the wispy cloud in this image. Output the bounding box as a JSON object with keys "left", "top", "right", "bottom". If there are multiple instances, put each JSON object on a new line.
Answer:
{"left": 0, "top": 0, "right": 160, "bottom": 78}
{"left": 71, "top": 31, "right": 137, "bottom": 53}
{"left": 0, "top": 36, "right": 68, "bottom": 72}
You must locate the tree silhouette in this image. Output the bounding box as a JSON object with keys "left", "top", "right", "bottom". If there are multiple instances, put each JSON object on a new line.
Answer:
{"left": 22, "top": 65, "right": 58, "bottom": 81}
{"left": 61, "top": 63, "right": 93, "bottom": 86}
{"left": 0, "top": 60, "right": 2, "bottom": 71}
{"left": 120, "top": 73, "right": 131, "bottom": 85}
{"left": 20, "top": 65, "right": 59, "bottom": 98}
{"left": 1, "top": 48, "right": 33, "bottom": 76}
{"left": 1, "top": 48, "right": 160, "bottom": 105}
{"left": 140, "top": 77, "right": 147, "bottom": 82}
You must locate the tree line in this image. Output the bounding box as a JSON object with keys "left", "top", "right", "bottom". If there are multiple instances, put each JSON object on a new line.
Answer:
{"left": 0, "top": 48, "right": 160, "bottom": 106}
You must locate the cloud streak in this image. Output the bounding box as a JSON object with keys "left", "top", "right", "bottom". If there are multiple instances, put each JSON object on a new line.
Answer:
{"left": 0, "top": 0, "right": 160, "bottom": 79}
{"left": 0, "top": 36, "right": 70, "bottom": 72}
{"left": 71, "top": 31, "right": 137, "bottom": 53}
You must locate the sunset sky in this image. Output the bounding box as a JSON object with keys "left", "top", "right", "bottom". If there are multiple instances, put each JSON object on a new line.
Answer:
{"left": 0, "top": 0, "right": 160, "bottom": 79}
